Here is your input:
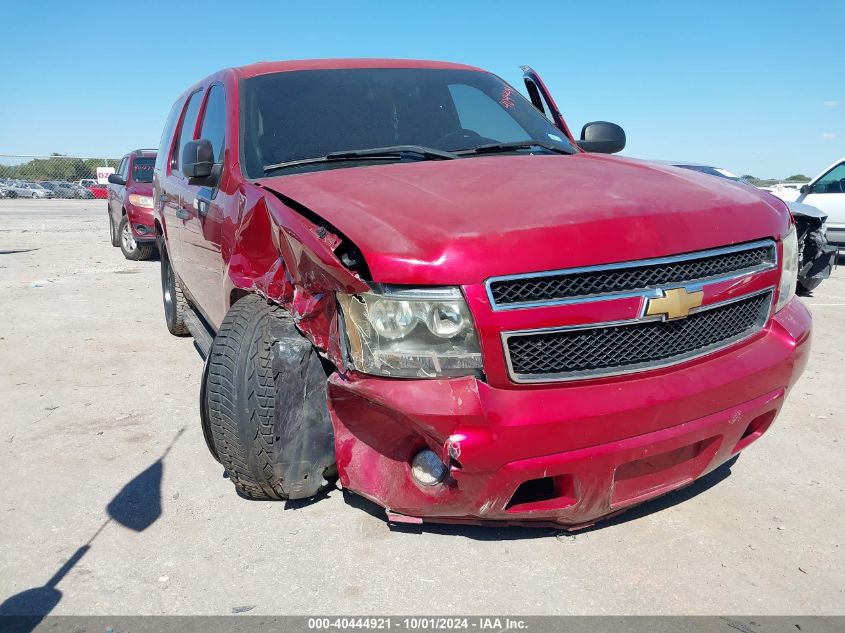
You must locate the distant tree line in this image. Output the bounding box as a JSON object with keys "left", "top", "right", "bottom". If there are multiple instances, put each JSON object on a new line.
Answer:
{"left": 742, "top": 173, "right": 810, "bottom": 187}
{"left": 0, "top": 153, "right": 120, "bottom": 182}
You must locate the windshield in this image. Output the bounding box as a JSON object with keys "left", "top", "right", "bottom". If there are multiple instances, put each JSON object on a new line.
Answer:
{"left": 132, "top": 157, "right": 155, "bottom": 183}
{"left": 241, "top": 68, "right": 576, "bottom": 178}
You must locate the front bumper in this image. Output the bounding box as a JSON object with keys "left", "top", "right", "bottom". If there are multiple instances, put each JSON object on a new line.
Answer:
{"left": 328, "top": 298, "right": 811, "bottom": 527}
{"left": 126, "top": 204, "right": 156, "bottom": 241}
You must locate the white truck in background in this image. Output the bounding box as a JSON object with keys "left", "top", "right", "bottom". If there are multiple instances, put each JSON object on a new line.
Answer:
{"left": 795, "top": 158, "right": 845, "bottom": 248}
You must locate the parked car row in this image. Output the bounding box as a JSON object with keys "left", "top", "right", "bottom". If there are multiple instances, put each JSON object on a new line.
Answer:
{"left": 0, "top": 177, "right": 104, "bottom": 199}
{"left": 0, "top": 180, "right": 55, "bottom": 198}
{"left": 100, "top": 59, "right": 812, "bottom": 530}
{"left": 759, "top": 181, "right": 809, "bottom": 202}
{"left": 79, "top": 179, "right": 109, "bottom": 199}
{"left": 42, "top": 180, "right": 95, "bottom": 198}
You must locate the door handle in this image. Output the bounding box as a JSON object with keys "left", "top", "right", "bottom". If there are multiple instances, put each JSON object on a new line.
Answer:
{"left": 175, "top": 208, "right": 190, "bottom": 220}
{"left": 194, "top": 193, "right": 211, "bottom": 216}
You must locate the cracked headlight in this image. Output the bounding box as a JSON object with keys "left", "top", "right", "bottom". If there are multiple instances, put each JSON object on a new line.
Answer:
{"left": 776, "top": 225, "right": 798, "bottom": 312}
{"left": 337, "top": 286, "right": 482, "bottom": 378}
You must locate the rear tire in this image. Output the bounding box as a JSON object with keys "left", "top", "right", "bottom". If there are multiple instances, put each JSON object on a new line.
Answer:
{"left": 108, "top": 213, "right": 120, "bottom": 247}
{"left": 159, "top": 239, "right": 190, "bottom": 336}
{"left": 205, "top": 295, "right": 289, "bottom": 500}
{"left": 119, "top": 215, "right": 154, "bottom": 261}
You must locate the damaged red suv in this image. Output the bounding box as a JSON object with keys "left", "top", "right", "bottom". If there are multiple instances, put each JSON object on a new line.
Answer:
{"left": 153, "top": 59, "right": 811, "bottom": 528}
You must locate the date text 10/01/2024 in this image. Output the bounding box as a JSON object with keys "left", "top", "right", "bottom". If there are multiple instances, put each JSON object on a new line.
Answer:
{"left": 307, "top": 617, "right": 528, "bottom": 630}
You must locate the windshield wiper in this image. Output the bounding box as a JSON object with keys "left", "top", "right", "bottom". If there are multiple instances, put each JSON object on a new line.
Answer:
{"left": 455, "top": 140, "right": 572, "bottom": 156}
{"left": 330, "top": 145, "right": 458, "bottom": 161}
{"left": 263, "top": 145, "right": 457, "bottom": 174}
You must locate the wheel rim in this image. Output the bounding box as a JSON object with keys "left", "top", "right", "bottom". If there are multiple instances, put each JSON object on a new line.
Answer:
{"left": 121, "top": 222, "right": 136, "bottom": 252}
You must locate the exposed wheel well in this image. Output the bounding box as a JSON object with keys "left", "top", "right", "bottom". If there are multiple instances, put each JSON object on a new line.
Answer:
{"left": 229, "top": 288, "right": 251, "bottom": 308}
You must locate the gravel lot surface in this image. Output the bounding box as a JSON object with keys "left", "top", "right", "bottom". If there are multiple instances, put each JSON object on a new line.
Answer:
{"left": 1, "top": 200, "right": 843, "bottom": 615}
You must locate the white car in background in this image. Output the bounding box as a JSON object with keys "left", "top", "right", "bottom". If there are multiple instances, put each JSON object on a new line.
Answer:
{"left": 763, "top": 181, "right": 809, "bottom": 202}
{"left": 796, "top": 158, "right": 845, "bottom": 248}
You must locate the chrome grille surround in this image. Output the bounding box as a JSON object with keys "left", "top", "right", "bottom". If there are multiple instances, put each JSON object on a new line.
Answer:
{"left": 502, "top": 288, "right": 774, "bottom": 383}
{"left": 502, "top": 287, "right": 774, "bottom": 383}
{"left": 486, "top": 240, "right": 777, "bottom": 311}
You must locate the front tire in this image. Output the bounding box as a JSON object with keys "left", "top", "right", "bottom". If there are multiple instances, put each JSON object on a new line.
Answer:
{"left": 159, "top": 240, "right": 190, "bottom": 336}
{"left": 118, "top": 215, "right": 154, "bottom": 260}
{"left": 205, "top": 295, "right": 292, "bottom": 500}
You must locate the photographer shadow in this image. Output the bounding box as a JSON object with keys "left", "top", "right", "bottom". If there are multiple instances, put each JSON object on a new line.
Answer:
{"left": 0, "top": 427, "right": 185, "bottom": 631}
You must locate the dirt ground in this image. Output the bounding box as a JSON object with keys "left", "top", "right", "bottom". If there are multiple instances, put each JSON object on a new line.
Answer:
{"left": 0, "top": 199, "right": 842, "bottom": 615}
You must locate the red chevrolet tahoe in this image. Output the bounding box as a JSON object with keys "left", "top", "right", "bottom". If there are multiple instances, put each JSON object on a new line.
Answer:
{"left": 153, "top": 59, "right": 810, "bottom": 528}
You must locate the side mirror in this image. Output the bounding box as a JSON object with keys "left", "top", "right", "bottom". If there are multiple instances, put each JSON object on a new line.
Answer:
{"left": 800, "top": 184, "right": 811, "bottom": 195}
{"left": 182, "top": 139, "right": 217, "bottom": 185}
{"left": 579, "top": 121, "right": 626, "bottom": 154}
{"left": 107, "top": 173, "right": 125, "bottom": 185}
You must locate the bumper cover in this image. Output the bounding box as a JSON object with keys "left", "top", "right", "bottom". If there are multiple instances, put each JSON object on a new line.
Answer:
{"left": 126, "top": 204, "right": 156, "bottom": 240}
{"left": 328, "top": 298, "right": 811, "bottom": 526}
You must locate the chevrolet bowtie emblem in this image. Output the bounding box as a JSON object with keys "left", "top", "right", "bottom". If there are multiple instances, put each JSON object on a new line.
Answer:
{"left": 645, "top": 287, "right": 704, "bottom": 320}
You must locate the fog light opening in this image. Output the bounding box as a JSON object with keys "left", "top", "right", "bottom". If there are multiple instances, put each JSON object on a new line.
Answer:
{"left": 410, "top": 449, "right": 448, "bottom": 486}
{"left": 732, "top": 409, "right": 778, "bottom": 454}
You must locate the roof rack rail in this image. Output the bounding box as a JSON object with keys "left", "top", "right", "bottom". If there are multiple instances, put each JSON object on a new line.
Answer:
{"left": 134, "top": 148, "right": 157, "bottom": 154}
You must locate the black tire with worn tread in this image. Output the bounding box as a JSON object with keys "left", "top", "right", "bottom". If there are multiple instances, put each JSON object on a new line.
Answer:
{"left": 205, "top": 294, "right": 288, "bottom": 500}
{"left": 159, "top": 239, "right": 190, "bottom": 336}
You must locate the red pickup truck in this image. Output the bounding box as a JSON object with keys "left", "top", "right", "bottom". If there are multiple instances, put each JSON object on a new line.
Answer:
{"left": 153, "top": 59, "right": 810, "bottom": 528}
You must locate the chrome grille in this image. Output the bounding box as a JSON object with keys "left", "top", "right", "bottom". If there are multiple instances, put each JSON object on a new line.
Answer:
{"left": 504, "top": 291, "right": 772, "bottom": 382}
{"left": 488, "top": 241, "right": 776, "bottom": 309}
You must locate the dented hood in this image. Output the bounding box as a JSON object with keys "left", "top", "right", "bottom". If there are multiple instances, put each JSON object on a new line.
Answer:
{"left": 257, "top": 153, "right": 790, "bottom": 285}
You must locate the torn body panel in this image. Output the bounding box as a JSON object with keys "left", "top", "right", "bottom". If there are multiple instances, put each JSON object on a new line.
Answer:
{"left": 224, "top": 190, "right": 370, "bottom": 368}
{"left": 793, "top": 211, "right": 837, "bottom": 294}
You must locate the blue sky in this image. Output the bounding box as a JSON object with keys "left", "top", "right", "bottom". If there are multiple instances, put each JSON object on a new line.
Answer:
{"left": 0, "top": 0, "right": 841, "bottom": 178}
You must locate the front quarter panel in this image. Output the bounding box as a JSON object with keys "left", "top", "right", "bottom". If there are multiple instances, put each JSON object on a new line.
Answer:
{"left": 223, "top": 185, "right": 370, "bottom": 366}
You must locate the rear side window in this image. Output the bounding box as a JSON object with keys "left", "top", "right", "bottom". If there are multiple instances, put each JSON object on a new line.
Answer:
{"left": 199, "top": 84, "right": 226, "bottom": 163}
{"left": 173, "top": 90, "right": 204, "bottom": 174}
